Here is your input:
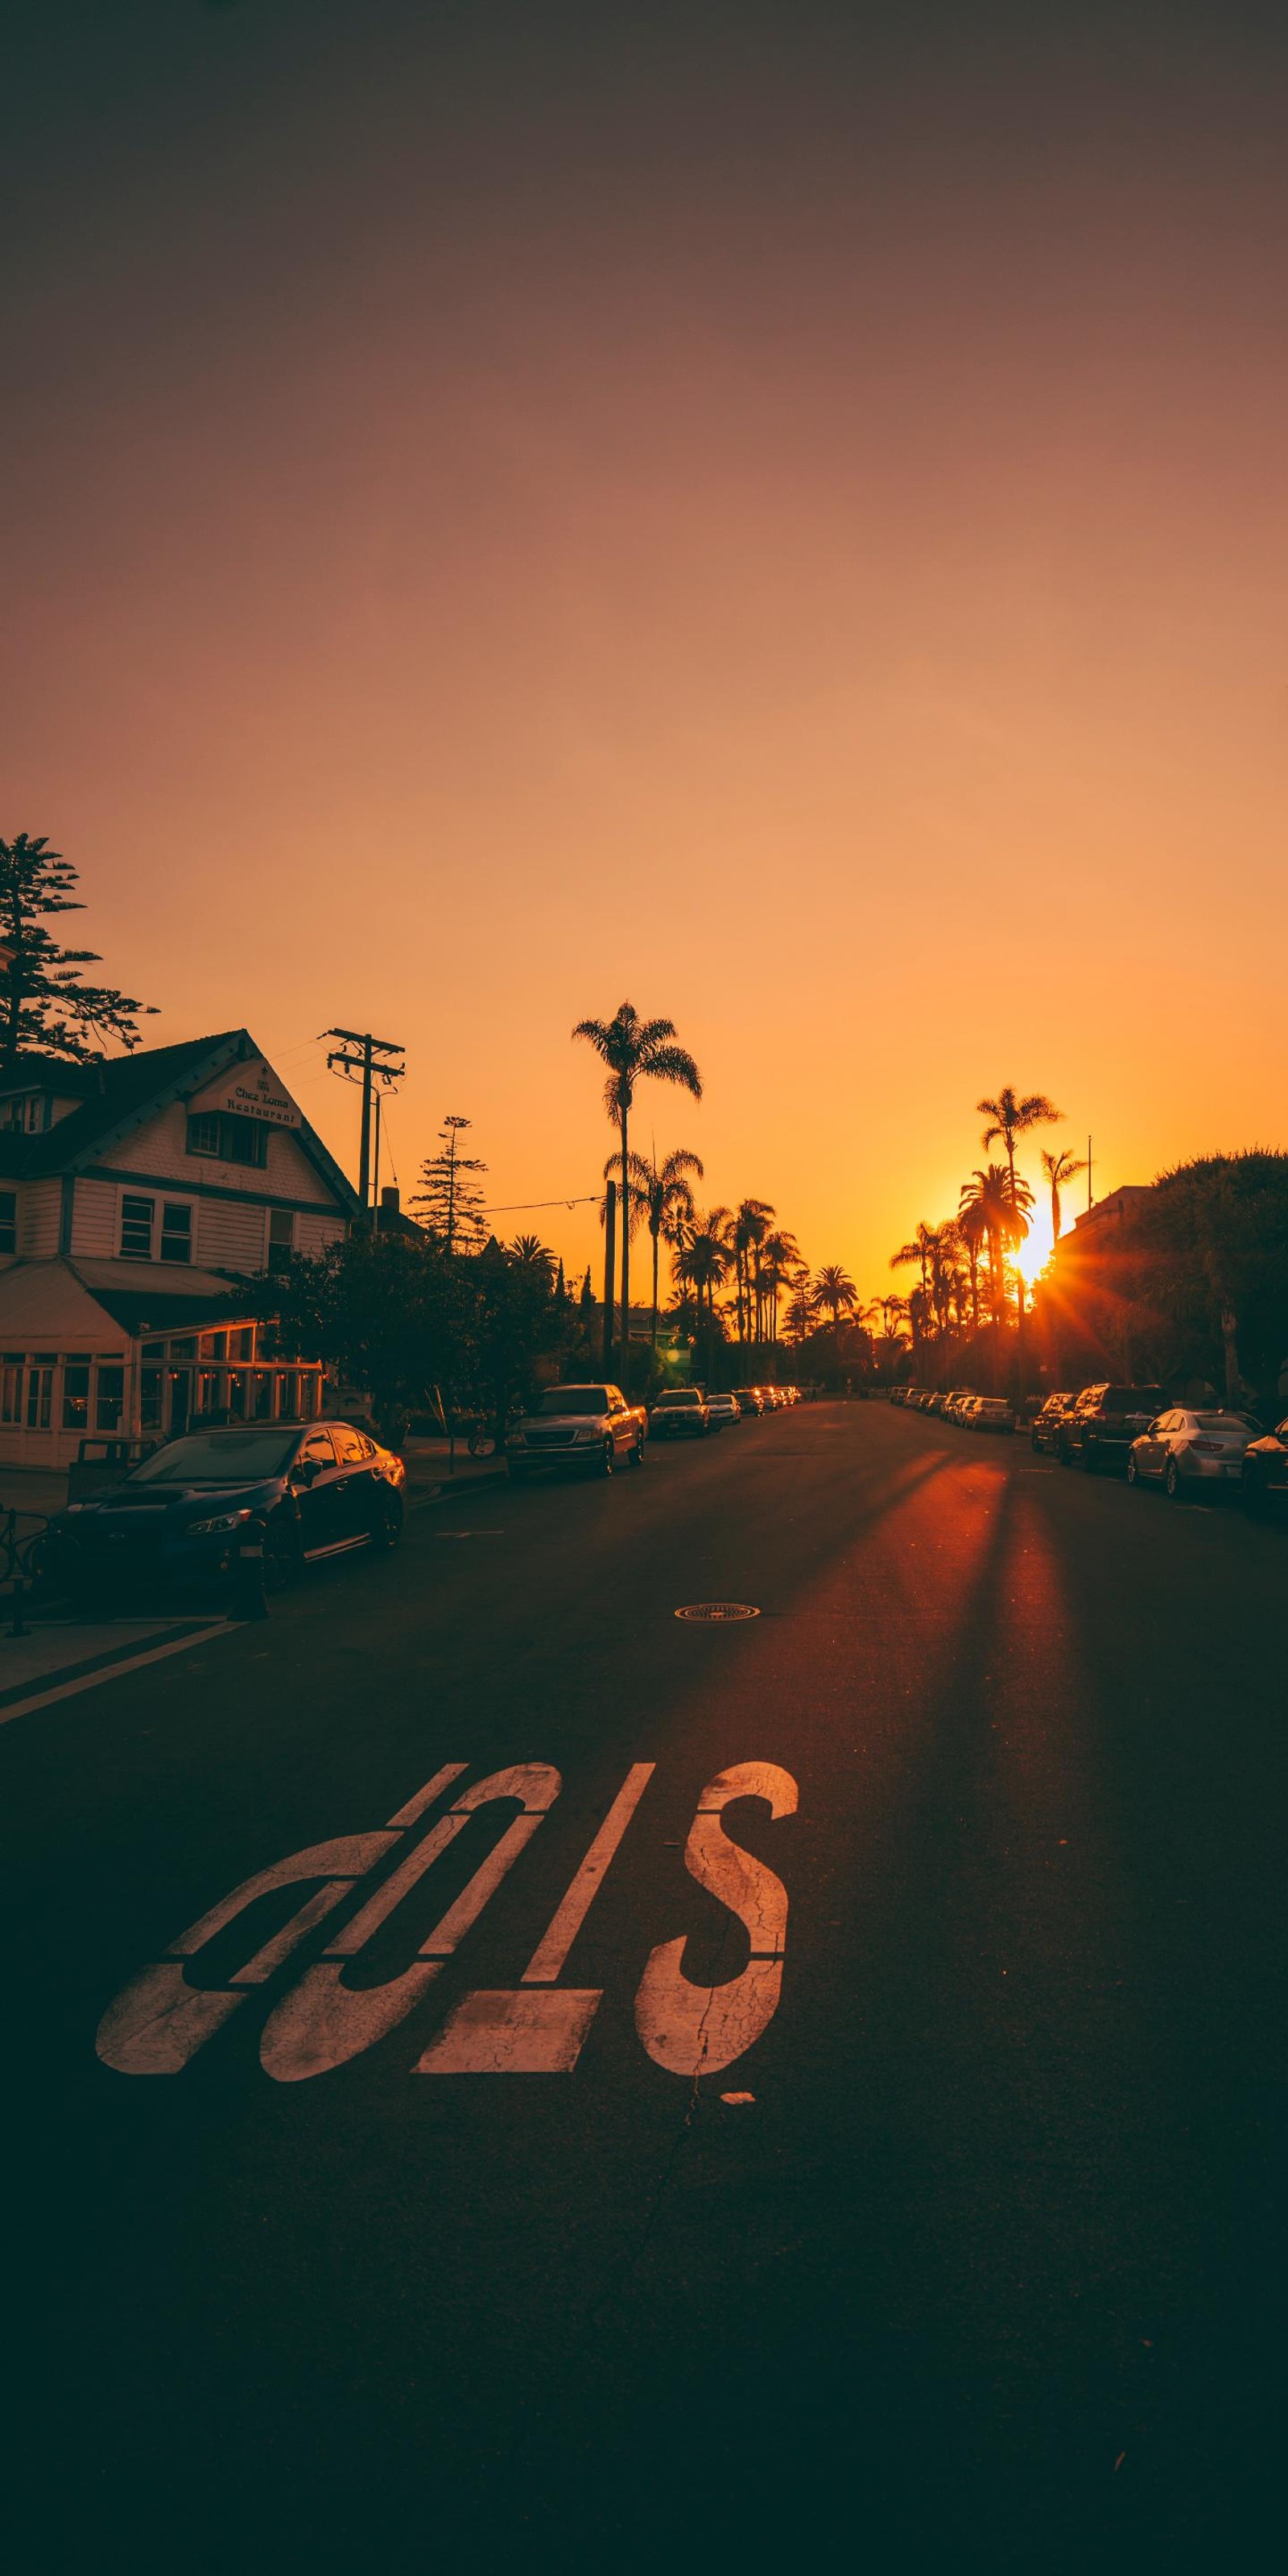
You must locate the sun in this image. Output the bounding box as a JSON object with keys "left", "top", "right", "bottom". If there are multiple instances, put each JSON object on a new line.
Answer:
{"left": 1018, "top": 1209, "right": 1055, "bottom": 1286}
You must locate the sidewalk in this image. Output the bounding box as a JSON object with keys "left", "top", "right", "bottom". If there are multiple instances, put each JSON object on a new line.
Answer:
{"left": 402, "top": 1437, "right": 510, "bottom": 1501}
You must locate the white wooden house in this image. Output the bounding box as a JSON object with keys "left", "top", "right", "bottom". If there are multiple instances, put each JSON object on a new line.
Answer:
{"left": 0, "top": 1030, "right": 357, "bottom": 1469}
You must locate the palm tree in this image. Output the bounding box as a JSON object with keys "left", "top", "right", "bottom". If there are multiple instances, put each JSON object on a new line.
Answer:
{"left": 956, "top": 1200, "right": 988, "bottom": 1331}
{"left": 573, "top": 1005, "right": 702, "bottom": 1388}
{"left": 813, "top": 1264, "right": 857, "bottom": 1327}
{"left": 758, "top": 1228, "right": 801, "bottom": 1345}
{"left": 609, "top": 1144, "right": 704, "bottom": 1368}
{"left": 1039, "top": 1146, "right": 1088, "bottom": 1244}
{"left": 890, "top": 1222, "right": 938, "bottom": 1305}
{"left": 729, "top": 1198, "right": 774, "bottom": 1348}
{"left": 977, "top": 1087, "right": 1061, "bottom": 1359}
{"left": 509, "top": 1232, "right": 556, "bottom": 1285}
{"left": 960, "top": 1165, "right": 1034, "bottom": 1324}
{"left": 676, "top": 1206, "right": 732, "bottom": 1381}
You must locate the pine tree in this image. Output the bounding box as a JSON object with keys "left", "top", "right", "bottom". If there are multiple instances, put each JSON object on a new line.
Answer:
{"left": 0, "top": 832, "right": 156, "bottom": 1070}
{"left": 412, "top": 1115, "right": 489, "bottom": 1254}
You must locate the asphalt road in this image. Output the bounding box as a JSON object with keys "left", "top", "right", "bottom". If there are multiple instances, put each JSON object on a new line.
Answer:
{"left": 3, "top": 1402, "right": 1284, "bottom": 2570}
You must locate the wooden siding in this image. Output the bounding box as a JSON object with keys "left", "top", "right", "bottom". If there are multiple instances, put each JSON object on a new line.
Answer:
{"left": 107, "top": 1101, "right": 338, "bottom": 1203}
{"left": 68, "top": 1177, "right": 118, "bottom": 1259}
{"left": 19, "top": 1179, "right": 61, "bottom": 1258}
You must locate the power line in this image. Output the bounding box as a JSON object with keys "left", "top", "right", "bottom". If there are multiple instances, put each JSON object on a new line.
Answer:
{"left": 480, "top": 1193, "right": 604, "bottom": 1216}
{"left": 324, "top": 1027, "right": 406, "bottom": 1214}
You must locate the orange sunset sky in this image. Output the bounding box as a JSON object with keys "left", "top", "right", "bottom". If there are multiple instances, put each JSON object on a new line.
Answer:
{"left": 6, "top": 1, "right": 1287, "bottom": 1301}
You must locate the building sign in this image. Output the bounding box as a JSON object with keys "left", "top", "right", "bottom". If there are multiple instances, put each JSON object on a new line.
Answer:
{"left": 189, "top": 1059, "right": 302, "bottom": 1129}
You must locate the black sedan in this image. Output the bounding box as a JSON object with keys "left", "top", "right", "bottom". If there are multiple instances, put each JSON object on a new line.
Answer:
{"left": 44, "top": 1422, "right": 406, "bottom": 1602}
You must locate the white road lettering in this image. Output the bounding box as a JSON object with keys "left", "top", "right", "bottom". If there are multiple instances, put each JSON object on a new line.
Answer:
{"left": 634, "top": 1761, "right": 797, "bottom": 2079}
{"left": 260, "top": 1765, "right": 562, "bottom": 2083}
{"left": 416, "top": 1761, "right": 655, "bottom": 2074}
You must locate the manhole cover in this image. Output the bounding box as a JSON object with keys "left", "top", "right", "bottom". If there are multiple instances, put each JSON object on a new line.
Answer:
{"left": 674, "top": 1601, "right": 760, "bottom": 1623}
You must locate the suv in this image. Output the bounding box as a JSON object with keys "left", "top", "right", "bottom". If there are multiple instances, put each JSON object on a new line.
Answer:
{"left": 1058, "top": 1384, "right": 1166, "bottom": 1474}
{"left": 1030, "top": 1393, "right": 1074, "bottom": 1455}
{"left": 507, "top": 1385, "right": 646, "bottom": 1479}
{"left": 649, "top": 1387, "right": 710, "bottom": 1439}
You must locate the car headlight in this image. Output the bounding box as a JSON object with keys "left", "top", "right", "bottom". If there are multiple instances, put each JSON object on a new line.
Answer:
{"left": 185, "top": 1509, "right": 253, "bottom": 1536}
{"left": 574, "top": 1425, "right": 601, "bottom": 1442}
{"left": 506, "top": 1431, "right": 527, "bottom": 1449}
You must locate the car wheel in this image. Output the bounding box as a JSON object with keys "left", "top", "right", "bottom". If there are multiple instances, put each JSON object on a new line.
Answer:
{"left": 1164, "top": 1458, "right": 1180, "bottom": 1500}
{"left": 599, "top": 1439, "right": 615, "bottom": 1477}
{"left": 629, "top": 1434, "right": 645, "bottom": 1466}
{"left": 1030, "top": 1429, "right": 1041, "bottom": 1451}
{"left": 1126, "top": 1453, "right": 1139, "bottom": 1487}
{"left": 372, "top": 1505, "right": 402, "bottom": 1553}
{"left": 264, "top": 1521, "right": 303, "bottom": 1591}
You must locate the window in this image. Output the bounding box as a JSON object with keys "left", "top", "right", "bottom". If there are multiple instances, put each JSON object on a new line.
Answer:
{"left": 267, "top": 1208, "right": 295, "bottom": 1270}
{"left": 187, "top": 1108, "right": 260, "bottom": 1166}
{"left": 140, "top": 1367, "right": 163, "bottom": 1433}
{"left": 26, "top": 1364, "right": 54, "bottom": 1430}
{"left": 332, "top": 1426, "right": 365, "bottom": 1467}
{"left": 63, "top": 1364, "right": 91, "bottom": 1432}
{"left": 233, "top": 1326, "right": 254, "bottom": 1361}
{"left": 160, "top": 1203, "right": 192, "bottom": 1264}
{"left": 0, "top": 1363, "right": 22, "bottom": 1424}
{"left": 96, "top": 1365, "right": 126, "bottom": 1433}
{"left": 121, "top": 1194, "right": 155, "bottom": 1259}
{"left": 186, "top": 1109, "right": 268, "bottom": 1168}
{"left": 170, "top": 1337, "right": 197, "bottom": 1361}
{"left": 298, "top": 1430, "right": 336, "bottom": 1470}
{"left": 0, "top": 1191, "right": 14, "bottom": 1256}
{"left": 225, "top": 1371, "right": 248, "bottom": 1421}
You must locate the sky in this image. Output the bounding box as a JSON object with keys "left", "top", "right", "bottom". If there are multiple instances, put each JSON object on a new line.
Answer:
{"left": 5, "top": 0, "right": 1288, "bottom": 1302}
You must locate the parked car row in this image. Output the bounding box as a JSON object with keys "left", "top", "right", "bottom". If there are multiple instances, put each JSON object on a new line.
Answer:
{"left": 506, "top": 1381, "right": 801, "bottom": 1479}
{"left": 895, "top": 1377, "right": 1288, "bottom": 1511}
{"left": 890, "top": 1385, "right": 1016, "bottom": 1433}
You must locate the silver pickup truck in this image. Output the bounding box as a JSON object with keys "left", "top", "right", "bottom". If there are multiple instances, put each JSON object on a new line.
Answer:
{"left": 506, "top": 1383, "right": 647, "bottom": 1480}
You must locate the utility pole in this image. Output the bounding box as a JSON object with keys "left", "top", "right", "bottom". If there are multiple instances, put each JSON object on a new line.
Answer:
{"left": 602, "top": 1179, "right": 617, "bottom": 1374}
{"left": 325, "top": 1028, "right": 405, "bottom": 1217}
{"left": 1088, "top": 1135, "right": 1093, "bottom": 1213}
{"left": 442, "top": 1116, "right": 470, "bottom": 1255}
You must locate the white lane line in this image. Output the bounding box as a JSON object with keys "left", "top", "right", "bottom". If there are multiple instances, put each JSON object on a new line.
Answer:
{"left": 522, "top": 1761, "right": 656, "bottom": 1984}
{"left": 0, "top": 1620, "right": 238, "bottom": 1728}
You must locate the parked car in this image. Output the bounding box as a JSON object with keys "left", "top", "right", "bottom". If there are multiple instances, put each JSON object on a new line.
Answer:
{"left": 971, "top": 1396, "right": 1015, "bottom": 1434}
{"left": 507, "top": 1384, "right": 647, "bottom": 1479}
{"left": 942, "top": 1389, "right": 975, "bottom": 1422}
{"left": 648, "top": 1387, "right": 711, "bottom": 1440}
{"left": 1058, "top": 1385, "right": 1166, "bottom": 1472}
{"left": 1030, "top": 1393, "right": 1074, "bottom": 1454}
{"left": 1127, "top": 1407, "right": 1262, "bottom": 1499}
{"left": 1241, "top": 1418, "right": 1288, "bottom": 1514}
{"left": 44, "top": 1421, "right": 406, "bottom": 1601}
{"left": 704, "top": 1393, "right": 741, "bottom": 1430}
{"left": 738, "top": 1386, "right": 766, "bottom": 1415}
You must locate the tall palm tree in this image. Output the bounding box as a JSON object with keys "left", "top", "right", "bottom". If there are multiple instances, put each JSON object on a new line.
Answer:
{"left": 758, "top": 1228, "right": 801, "bottom": 1345}
{"left": 1039, "top": 1146, "right": 1088, "bottom": 1243}
{"left": 890, "top": 1222, "right": 938, "bottom": 1304}
{"left": 729, "top": 1198, "right": 774, "bottom": 1347}
{"left": 977, "top": 1087, "right": 1061, "bottom": 1352}
{"left": 956, "top": 1199, "right": 988, "bottom": 1331}
{"left": 609, "top": 1144, "right": 704, "bottom": 1367}
{"left": 813, "top": 1264, "right": 857, "bottom": 1327}
{"left": 573, "top": 1004, "right": 702, "bottom": 1387}
{"left": 676, "top": 1206, "right": 732, "bottom": 1381}
{"left": 960, "top": 1164, "right": 1034, "bottom": 1323}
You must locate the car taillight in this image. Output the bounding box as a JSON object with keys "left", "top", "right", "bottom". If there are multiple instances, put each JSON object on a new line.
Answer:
{"left": 1190, "top": 1438, "right": 1228, "bottom": 1455}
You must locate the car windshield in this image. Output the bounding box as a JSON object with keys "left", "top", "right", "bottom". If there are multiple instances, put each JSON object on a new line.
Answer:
{"left": 129, "top": 1430, "right": 298, "bottom": 1485}
{"left": 1104, "top": 1388, "right": 1164, "bottom": 1414}
{"left": 658, "top": 1391, "right": 700, "bottom": 1404}
{"left": 535, "top": 1389, "right": 609, "bottom": 1415}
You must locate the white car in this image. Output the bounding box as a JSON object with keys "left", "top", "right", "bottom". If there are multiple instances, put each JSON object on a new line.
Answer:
{"left": 704, "top": 1393, "right": 741, "bottom": 1430}
{"left": 1126, "top": 1407, "right": 1261, "bottom": 1498}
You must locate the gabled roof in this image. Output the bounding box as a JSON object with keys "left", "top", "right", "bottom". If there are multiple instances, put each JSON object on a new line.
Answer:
{"left": 0, "top": 1030, "right": 358, "bottom": 1214}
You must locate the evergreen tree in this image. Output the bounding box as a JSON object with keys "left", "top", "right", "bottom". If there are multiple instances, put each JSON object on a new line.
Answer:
{"left": 413, "top": 1115, "right": 489, "bottom": 1253}
{"left": 0, "top": 832, "right": 156, "bottom": 1070}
